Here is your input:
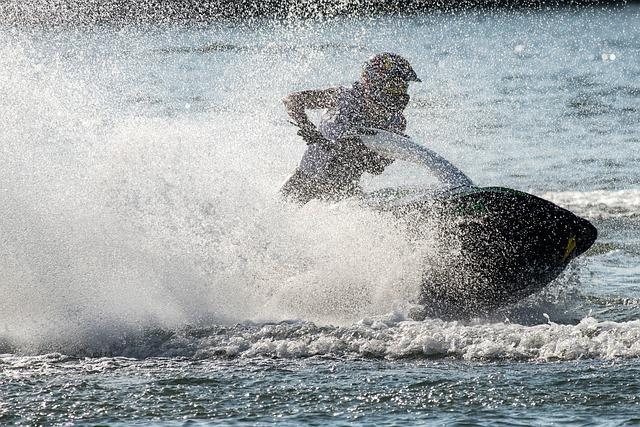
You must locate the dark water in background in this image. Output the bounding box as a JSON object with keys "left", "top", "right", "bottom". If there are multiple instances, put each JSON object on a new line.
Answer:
{"left": 1, "top": 4, "right": 639, "bottom": 425}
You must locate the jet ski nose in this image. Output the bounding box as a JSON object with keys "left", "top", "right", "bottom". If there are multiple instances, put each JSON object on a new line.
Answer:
{"left": 566, "top": 217, "right": 598, "bottom": 261}
{"left": 579, "top": 219, "right": 598, "bottom": 252}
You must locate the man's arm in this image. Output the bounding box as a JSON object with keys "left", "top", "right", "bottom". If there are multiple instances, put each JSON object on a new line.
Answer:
{"left": 282, "top": 88, "right": 341, "bottom": 130}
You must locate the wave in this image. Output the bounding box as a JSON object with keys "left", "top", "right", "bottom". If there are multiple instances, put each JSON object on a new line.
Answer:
{"left": 4, "top": 314, "right": 640, "bottom": 362}
{"left": 538, "top": 189, "right": 640, "bottom": 219}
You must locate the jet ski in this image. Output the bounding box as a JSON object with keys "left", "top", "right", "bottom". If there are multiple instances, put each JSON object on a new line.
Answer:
{"left": 353, "top": 128, "right": 598, "bottom": 318}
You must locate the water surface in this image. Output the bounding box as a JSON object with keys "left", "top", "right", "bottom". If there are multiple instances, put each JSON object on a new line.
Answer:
{"left": 1, "top": 5, "right": 639, "bottom": 425}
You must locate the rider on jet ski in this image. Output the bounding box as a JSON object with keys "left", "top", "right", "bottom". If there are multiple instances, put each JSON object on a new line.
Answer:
{"left": 281, "top": 52, "right": 421, "bottom": 204}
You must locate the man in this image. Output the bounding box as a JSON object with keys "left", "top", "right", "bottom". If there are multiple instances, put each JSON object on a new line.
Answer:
{"left": 280, "top": 52, "right": 421, "bottom": 204}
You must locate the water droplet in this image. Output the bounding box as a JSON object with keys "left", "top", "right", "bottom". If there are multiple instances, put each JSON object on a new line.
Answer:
{"left": 601, "top": 52, "right": 616, "bottom": 62}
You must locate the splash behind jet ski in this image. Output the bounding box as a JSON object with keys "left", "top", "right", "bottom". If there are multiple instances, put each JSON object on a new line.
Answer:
{"left": 353, "top": 129, "right": 597, "bottom": 318}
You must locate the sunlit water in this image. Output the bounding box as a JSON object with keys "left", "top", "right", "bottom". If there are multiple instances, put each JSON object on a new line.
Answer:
{"left": 1, "top": 5, "right": 639, "bottom": 425}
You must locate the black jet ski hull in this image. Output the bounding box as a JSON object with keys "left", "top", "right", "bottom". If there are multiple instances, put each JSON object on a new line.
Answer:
{"left": 386, "top": 187, "right": 597, "bottom": 318}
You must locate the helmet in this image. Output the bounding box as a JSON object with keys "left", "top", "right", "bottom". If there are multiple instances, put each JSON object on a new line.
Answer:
{"left": 361, "top": 53, "right": 420, "bottom": 112}
{"left": 361, "top": 52, "right": 421, "bottom": 84}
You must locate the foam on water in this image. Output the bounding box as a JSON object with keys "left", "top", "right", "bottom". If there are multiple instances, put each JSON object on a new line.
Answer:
{"left": 540, "top": 189, "right": 640, "bottom": 219}
{"left": 207, "top": 316, "right": 640, "bottom": 361}
{"left": 20, "top": 313, "right": 638, "bottom": 362}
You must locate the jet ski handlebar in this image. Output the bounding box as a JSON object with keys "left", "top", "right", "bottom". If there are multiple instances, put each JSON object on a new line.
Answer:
{"left": 347, "top": 127, "right": 474, "bottom": 188}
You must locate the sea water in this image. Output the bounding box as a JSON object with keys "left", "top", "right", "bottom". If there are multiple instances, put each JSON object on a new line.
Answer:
{"left": 1, "top": 4, "right": 639, "bottom": 425}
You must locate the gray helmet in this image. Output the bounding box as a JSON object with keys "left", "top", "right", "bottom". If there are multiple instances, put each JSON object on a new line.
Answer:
{"left": 361, "top": 52, "right": 421, "bottom": 84}
{"left": 361, "top": 53, "right": 419, "bottom": 112}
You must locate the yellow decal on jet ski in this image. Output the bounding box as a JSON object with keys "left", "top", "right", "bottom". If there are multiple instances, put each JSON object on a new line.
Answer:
{"left": 562, "top": 236, "right": 577, "bottom": 262}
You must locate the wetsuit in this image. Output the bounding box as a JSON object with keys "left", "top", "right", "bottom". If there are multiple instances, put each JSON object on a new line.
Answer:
{"left": 282, "top": 82, "right": 404, "bottom": 204}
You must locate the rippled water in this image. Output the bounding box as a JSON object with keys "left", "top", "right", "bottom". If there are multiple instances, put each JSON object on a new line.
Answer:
{"left": 1, "top": 4, "right": 639, "bottom": 425}
{"left": 4, "top": 355, "right": 640, "bottom": 426}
